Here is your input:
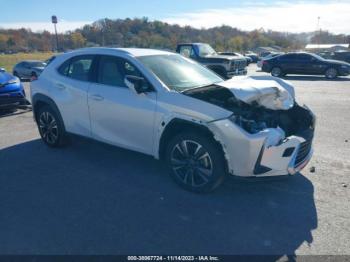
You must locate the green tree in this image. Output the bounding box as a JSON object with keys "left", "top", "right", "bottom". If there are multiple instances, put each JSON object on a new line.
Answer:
{"left": 70, "top": 32, "right": 86, "bottom": 48}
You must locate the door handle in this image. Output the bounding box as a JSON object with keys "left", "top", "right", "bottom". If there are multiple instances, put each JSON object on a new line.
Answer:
{"left": 56, "top": 83, "right": 66, "bottom": 90}
{"left": 90, "top": 94, "right": 104, "bottom": 101}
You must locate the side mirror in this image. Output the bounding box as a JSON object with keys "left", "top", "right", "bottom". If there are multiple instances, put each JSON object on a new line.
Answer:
{"left": 124, "top": 75, "right": 150, "bottom": 94}
{"left": 0, "top": 68, "right": 6, "bottom": 73}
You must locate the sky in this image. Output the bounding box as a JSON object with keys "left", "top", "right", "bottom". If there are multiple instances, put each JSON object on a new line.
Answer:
{"left": 0, "top": 0, "right": 349, "bottom": 34}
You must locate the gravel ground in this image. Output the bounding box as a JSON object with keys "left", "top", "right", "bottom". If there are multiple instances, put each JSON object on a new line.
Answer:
{"left": 0, "top": 64, "right": 349, "bottom": 257}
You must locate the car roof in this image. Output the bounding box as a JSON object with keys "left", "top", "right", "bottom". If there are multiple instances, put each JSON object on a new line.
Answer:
{"left": 68, "top": 47, "right": 174, "bottom": 57}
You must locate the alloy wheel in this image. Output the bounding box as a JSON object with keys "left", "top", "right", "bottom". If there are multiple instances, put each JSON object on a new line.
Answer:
{"left": 170, "top": 140, "right": 213, "bottom": 187}
{"left": 39, "top": 111, "right": 59, "bottom": 145}
{"left": 326, "top": 68, "right": 337, "bottom": 79}
{"left": 271, "top": 67, "right": 282, "bottom": 77}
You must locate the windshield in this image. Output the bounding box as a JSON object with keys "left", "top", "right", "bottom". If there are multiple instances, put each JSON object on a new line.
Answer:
{"left": 197, "top": 44, "right": 217, "bottom": 57}
{"left": 137, "top": 54, "right": 223, "bottom": 92}
{"left": 29, "top": 61, "right": 46, "bottom": 67}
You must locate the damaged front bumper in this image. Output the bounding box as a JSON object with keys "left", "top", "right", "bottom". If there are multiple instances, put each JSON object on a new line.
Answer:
{"left": 208, "top": 116, "right": 315, "bottom": 178}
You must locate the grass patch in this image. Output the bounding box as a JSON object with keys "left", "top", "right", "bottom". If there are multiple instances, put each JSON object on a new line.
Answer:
{"left": 0, "top": 52, "right": 55, "bottom": 73}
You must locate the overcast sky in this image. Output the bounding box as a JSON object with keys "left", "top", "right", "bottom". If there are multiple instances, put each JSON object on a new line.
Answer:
{"left": 0, "top": 0, "right": 349, "bottom": 34}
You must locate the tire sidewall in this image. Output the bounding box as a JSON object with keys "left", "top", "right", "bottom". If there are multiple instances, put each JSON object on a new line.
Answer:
{"left": 325, "top": 68, "right": 337, "bottom": 79}
{"left": 271, "top": 67, "right": 282, "bottom": 77}
{"left": 36, "top": 105, "right": 66, "bottom": 147}
{"left": 165, "top": 132, "right": 226, "bottom": 193}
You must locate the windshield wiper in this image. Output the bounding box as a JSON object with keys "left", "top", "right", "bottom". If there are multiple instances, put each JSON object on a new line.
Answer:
{"left": 181, "top": 83, "right": 220, "bottom": 94}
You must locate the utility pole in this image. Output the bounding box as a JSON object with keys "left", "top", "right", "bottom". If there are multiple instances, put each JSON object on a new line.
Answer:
{"left": 317, "top": 16, "right": 321, "bottom": 47}
{"left": 51, "top": 15, "right": 59, "bottom": 51}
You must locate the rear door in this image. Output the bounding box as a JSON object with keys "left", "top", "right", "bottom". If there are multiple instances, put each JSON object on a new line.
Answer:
{"left": 51, "top": 55, "right": 96, "bottom": 137}
{"left": 88, "top": 55, "right": 157, "bottom": 155}
{"left": 294, "top": 54, "right": 314, "bottom": 74}
{"left": 277, "top": 54, "right": 298, "bottom": 73}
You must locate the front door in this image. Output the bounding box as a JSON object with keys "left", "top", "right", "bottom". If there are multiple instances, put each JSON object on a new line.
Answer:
{"left": 88, "top": 55, "right": 157, "bottom": 155}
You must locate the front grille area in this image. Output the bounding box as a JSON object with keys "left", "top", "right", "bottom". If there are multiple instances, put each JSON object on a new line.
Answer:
{"left": 230, "top": 60, "right": 246, "bottom": 70}
{"left": 295, "top": 140, "right": 312, "bottom": 167}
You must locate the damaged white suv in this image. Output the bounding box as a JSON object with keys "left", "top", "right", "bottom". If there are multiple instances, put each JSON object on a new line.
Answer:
{"left": 31, "top": 48, "right": 315, "bottom": 192}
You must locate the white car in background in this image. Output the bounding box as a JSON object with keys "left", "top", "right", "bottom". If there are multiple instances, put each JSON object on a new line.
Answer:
{"left": 31, "top": 48, "right": 315, "bottom": 192}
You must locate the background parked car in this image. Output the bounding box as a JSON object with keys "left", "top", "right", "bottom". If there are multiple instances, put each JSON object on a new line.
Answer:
{"left": 330, "top": 51, "right": 350, "bottom": 63}
{"left": 244, "top": 52, "right": 259, "bottom": 63}
{"left": 261, "top": 52, "right": 350, "bottom": 79}
{"left": 13, "top": 60, "right": 46, "bottom": 80}
{"left": 318, "top": 51, "right": 350, "bottom": 63}
{"left": 0, "top": 70, "right": 29, "bottom": 111}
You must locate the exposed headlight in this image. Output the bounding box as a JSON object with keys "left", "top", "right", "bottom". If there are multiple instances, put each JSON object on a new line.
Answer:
{"left": 229, "top": 114, "right": 267, "bottom": 134}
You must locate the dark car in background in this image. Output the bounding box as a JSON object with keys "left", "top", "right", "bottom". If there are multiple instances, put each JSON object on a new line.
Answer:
{"left": 244, "top": 52, "right": 259, "bottom": 63}
{"left": 0, "top": 71, "right": 29, "bottom": 110}
{"left": 261, "top": 52, "right": 350, "bottom": 79}
{"left": 318, "top": 51, "right": 350, "bottom": 63}
{"left": 13, "top": 60, "right": 46, "bottom": 80}
{"left": 331, "top": 51, "right": 350, "bottom": 64}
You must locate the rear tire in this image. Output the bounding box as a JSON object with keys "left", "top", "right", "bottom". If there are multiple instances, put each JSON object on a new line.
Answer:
{"left": 271, "top": 67, "right": 283, "bottom": 77}
{"left": 36, "top": 105, "right": 68, "bottom": 147}
{"left": 325, "top": 68, "right": 337, "bottom": 79}
{"left": 165, "top": 132, "right": 227, "bottom": 193}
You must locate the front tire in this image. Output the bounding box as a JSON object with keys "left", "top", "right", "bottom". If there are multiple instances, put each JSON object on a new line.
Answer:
{"left": 165, "top": 132, "right": 226, "bottom": 193}
{"left": 325, "top": 68, "right": 337, "bottom": 79}
{"left": 36, "top": 105, "right": 68, "bottom": 147}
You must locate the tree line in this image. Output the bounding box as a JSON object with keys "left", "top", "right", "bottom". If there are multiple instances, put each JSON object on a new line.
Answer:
{"left": 1, "top": 17, "right": 349, "bottom": 53}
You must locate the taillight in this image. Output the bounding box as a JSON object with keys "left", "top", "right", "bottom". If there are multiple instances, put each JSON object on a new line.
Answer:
{"left": 30, "top": 75, "right": 38, "bottom": 81}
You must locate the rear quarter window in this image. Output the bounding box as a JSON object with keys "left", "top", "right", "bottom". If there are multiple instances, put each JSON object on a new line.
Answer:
{"left": 57, "top": 55, "right": 95, "bottom": 81}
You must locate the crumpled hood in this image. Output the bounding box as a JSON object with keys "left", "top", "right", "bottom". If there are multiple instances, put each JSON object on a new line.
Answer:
{"left": 216, "top": 75, "right": 295, "bottom": 110}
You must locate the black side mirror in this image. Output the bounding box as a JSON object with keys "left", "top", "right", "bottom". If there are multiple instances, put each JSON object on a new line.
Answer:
{"left": 124, "top": 75, "right": 150, "bottom": 94}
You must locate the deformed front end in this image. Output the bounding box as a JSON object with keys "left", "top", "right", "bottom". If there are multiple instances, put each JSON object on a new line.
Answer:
{"left": 183, "top": 76, "right": 316, "bottom": 177}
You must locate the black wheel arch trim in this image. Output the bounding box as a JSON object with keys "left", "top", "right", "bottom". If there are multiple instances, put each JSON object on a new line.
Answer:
{"left": 158, "top": 118, "right": 228, "bottom": 173}
{"left": 31, "top": 93, "right": 66, "bottom": 131}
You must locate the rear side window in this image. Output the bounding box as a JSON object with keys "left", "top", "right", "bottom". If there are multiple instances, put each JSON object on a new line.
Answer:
{"left": 58, "top": 55, "right": 95, "bottom": 82}
{"left": 279, "top": 54, "right": 297, "bottom": 61}
{"left": 297, "top": 54, "right": 312, "bottom": 61}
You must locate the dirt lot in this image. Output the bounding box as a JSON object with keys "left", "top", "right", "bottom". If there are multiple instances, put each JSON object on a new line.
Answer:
{"left": 0, "top": 64, "right": 349, "bottom": 257}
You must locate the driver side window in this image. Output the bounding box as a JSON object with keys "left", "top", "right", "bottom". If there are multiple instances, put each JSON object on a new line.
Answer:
{"left": 97, "top": 56, "right": 151, "bottom": 90}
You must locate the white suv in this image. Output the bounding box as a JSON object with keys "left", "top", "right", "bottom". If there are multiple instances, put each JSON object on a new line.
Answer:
{"left": 31, "top": 48, "right": 315, "bottom": 192}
